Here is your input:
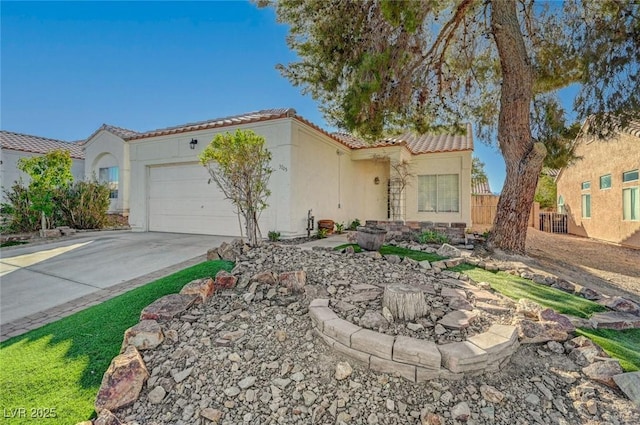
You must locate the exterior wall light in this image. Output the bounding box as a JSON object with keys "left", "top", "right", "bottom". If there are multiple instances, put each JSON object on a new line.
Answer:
{"left": 189, "top": 138, "right": 198, "bottom": 149}
{"left": 374, "top": 177, "right": 380, "bottom": 185}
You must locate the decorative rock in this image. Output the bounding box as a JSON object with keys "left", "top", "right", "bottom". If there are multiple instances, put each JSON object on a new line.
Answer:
{"left": 238, "top": 376, "right": 257, "bottom": 389}
{"left": 360, "top": 310, "right": 389, "bottom": 329}
{"left": 421, "top": 412, "right": 443, "bottom": 425}
{"left": 578, "top": 287, "right": 601, "bottom": 300}
{"left": 480, "top": 384, "right": 504, "bottom": 403}
{"left": 201, "top": 407, "right": 223, "bottom": 422}
{"left": 551, "top": 279, "right": 576, "bottom": 293}
{"left": 525, "top": 393, "right": 540, "bottom": 405}
{"left": 215, "top": 270, "right": 237, "bottom": 290}
{"left": 589, "top": 311, "right": 640, "bottom": 330}
{"left": 600, "top": 297, "right": 640, "bottom": 315}
{"left": 612, "top": 372, "right": 640, "bottom": 407}
{"left": 436, "top": 243, "right": 461, "bottom": 258}
{"left": 93, "top": 410, "right": 121, "bottom": 425}
{"left": 448, "top": 297, "right": 474, "bottom": 311}
{"left": 335, "top": 361, "right": 353, "bottom": 380}
{"left": 148, "top": 386, "right": 166, "bottom": 404}
{"left": 275, "top": 330, "right": 287, "bottom": 342}
{"left": 206, "top": 248, "right": 221, "bottom": 261}
{"left": 217, "top": 241, "right": 239, "bottom": 261}
{"left": 180, "top": 277, "right": 215, "bottom": 303}
{"left": 438, "top": 310, "right": 477, "bottom": 330}
{"left": 515, "top": 319, "right": 569, "bottom": 343}
{"left": 251, "top": 271, "right": 277, "bottom": 285}
{"left": 582, "top": 361, "right": 624, "bottom": 388}
{"left": 569, "top": 345, "right": 603, "bottom": 366}
{"left": 224, "top": 386, "right": 241, "bottom": 397}
{"left": 434, "top": 324, "right": 447, "bottom": 335}
{"left": 450, "top": 402, "right": 471, "bottom": 421}
{"left": 279, "top": 270, "right": 307, "bottom": 293}
{"left": 171, "top": 367, "right": 193, "bottom": 383}
{"left": 95, "top": 346, "right": 149, "bottom": 412}
{"left": 140, "top": 294, "right": 198, "bottom": 321}
{"left": 546, "top": 341, "right": 565, "bottom": 354}
{"left": 538, "top": 308, "right": 575, "bottom": 332}
{"left": 516, "top": 299, "right": 543, "bottom": 319}
{"left": 122, "top": 320, "right": 164, "bottom": 351}
{"left": 303, "top": 390, "right": 318, "bottom": 406}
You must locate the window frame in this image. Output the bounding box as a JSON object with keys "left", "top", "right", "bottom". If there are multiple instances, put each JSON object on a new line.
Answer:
{"left": 417, "top": 174, "right": 460, "bottom": 213}
{"left": 581, "top": 193, "right": 591, "bottom": 219}
{"left": 99, "top": 166, "right": 119, "bottom": 200}
{"left": 623, "top": 169, "right": 639, "bottom": 183}
{"left": 581, "top": 181, "right": 591, "bottom": 190}
{"left": 599, "top": 174, "right": 612, "bottom": 190}
{"left": 622, "top": 186, "right": 639, "bottom": 221}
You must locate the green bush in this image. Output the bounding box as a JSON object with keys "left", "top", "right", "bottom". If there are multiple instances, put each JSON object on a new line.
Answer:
{"left": 316, "top": 227, "right": 329, "bottom": 239}
{"left": 335, "top": 222, "right": 345, "bottom": 234}
{"left": 418, "top": 230, "right": 449, "bottom": 244}
{"left": 347, "top": 218, "right": 361, "bottom": 231}
{"left": 1, "top": 183, "right": 41, "bottom": 232}
{"left": 55, "top": 180, "right": 111, "bottom": 229}
{"left": 268, "top": 230, "right": 281, "bottom": 241}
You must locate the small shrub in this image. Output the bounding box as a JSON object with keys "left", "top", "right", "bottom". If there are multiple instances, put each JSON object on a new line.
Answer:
{"left": 347, "top": 218, "right": 361, "bottom": 231}
{"left": 316, "top": 227, "right": 329, "bottom": 239}
{"left": 2, "top": 183, "right": 41, "bottom": 232}
{"left": 418, "top": 230, "right": 449, "bottom": 244}
{"left": 268, "top": 230, "right": 281, "bottom": 242}
{"left": 55, "top": 180, "right": 111, "bottom": 229}
{"left": 335, "top": 222, "right": 345, "bottom": 234}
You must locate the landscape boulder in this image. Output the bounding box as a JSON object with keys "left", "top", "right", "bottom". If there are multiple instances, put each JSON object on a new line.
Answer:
{"left": 279, "top": 271, "right": 307, "bottom": 293}
{"left": 436, "top": 243, "right": 461, "bottom": 258}
{"left": 180, "top": 277, "right": 215, "bottom": 303}
{"left": 215, "top": 270, "right": 238, "bottom": 290}
{"left": 95, "top": 346, "right": 149, "bottom": 413}
{"left": 140, "top": 294, "right": 198, "bottom": 321}
{"left": 582, "top": 360, "right": 624, "bottom": 388}
{"left": 122, "top": 320, "right": 164, "bottom": 351}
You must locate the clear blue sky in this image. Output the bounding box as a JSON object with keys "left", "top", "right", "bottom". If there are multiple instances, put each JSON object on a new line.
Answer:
{"left": 1, "top": 0, "right": 578, "bottom": 193}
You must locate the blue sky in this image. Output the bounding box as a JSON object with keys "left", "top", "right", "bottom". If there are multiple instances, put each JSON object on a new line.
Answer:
{"left": 1, "top": 1, "right": 578, "bottom": 193}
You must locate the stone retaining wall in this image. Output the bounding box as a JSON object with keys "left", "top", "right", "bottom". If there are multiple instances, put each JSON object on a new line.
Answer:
{"left": 365, "top": 220, "right": 467, "bottom": 244}
{"left": 309, "top": 299, "right": 519, "bottom": 382}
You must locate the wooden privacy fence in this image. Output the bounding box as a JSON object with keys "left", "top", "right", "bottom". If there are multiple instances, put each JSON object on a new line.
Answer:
{"left": 471, "top": 195, "right": 539, "bottom": 228}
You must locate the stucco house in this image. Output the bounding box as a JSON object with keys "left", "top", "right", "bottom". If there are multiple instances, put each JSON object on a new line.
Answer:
{"left": 556, "top": 119, "right": 640, "bottom": 248}
{"left": 0, "top": 130, "right": 85, "bottom": 202}
{"left": 83, "top": 108, "right": 473, "bottom": 237}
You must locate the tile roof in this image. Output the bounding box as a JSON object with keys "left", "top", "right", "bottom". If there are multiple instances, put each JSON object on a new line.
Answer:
{"left": 84, "top": 123, "right": 141, "bottom": 142}
{"left": 126, "top": 108, "right": 296, "bottom": 141}
{"left": 0, "top": 130, "right": 85, "bottom": 159}
{"left": 332, "top": 123, "right": 474, "bottom": 154}
{"left": 472, "top": 180, "right": 493, "bottom": 195}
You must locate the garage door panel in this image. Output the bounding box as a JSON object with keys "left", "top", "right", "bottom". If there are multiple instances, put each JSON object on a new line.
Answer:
{"left": 148, "top": 164, "right": 239, "bottom": 236}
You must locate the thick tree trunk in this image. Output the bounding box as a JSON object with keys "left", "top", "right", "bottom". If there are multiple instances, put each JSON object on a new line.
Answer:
{"left": 382, "top": 284, "right": 428, "bottom": 321}
{"left": 488, "top": 0, "right": 546, "bottom": 254}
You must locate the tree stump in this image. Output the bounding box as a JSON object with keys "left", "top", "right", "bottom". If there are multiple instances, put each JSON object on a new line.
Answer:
{"left": 382, "top": 284, "right": 428, "bottom": 321}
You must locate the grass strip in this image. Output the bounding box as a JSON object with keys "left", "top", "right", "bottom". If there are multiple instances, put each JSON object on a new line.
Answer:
{"left": 576, "top": 328, "right": 640, "bottom": 372}
{"left": 333, "top": 243, "right": 445, "bottom": 262}
{"left": 0, "top": 260, "right": 233, "bottom": 425}
{"left": 451, "top": 264, "right": 606, "bottom": 318}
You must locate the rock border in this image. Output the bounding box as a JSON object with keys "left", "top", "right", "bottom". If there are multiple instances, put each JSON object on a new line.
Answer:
{"left": 309, "top": 298, "right": 519, "bottom": 382}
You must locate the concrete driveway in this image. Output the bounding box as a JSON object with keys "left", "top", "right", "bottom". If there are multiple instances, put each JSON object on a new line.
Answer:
{"left": 0, "top": 231, "right": 234, "bottom": 328}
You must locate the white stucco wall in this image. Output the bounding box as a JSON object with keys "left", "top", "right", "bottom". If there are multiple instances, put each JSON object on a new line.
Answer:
{"left": 0, "top": 149, "right": 84, "bottom": 202}
{"left": 127, "top": 119, "right": 293, "bottom": 235}
{"left": 83, "top": 131, "right": 129, "bottom": 214}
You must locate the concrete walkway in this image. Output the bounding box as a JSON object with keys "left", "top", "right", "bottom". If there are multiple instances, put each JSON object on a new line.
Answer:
{"left": 0, "top": 231, "right": 235, "bottom": 341}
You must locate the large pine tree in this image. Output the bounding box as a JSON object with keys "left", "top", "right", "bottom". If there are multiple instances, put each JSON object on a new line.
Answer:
{"left": 262, "top": 0, "right": 639, "bottom": 254}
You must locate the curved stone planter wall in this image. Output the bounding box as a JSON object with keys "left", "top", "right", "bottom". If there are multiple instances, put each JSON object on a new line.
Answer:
{"left": 309, "top": 298, "right": 519, "bottom": 382}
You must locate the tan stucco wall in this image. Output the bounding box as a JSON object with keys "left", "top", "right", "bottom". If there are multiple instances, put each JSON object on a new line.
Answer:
{"left": 405, "top": 151, "right": 472, "bottom": 226}
{"left": 83, "top": 130, "right": 129, "bottom": 214}
{"left": 556, "top": 131, "right": 640, "bottom": 248}
{"left": 0, "top": 149, "right": 84, "bottom": 202}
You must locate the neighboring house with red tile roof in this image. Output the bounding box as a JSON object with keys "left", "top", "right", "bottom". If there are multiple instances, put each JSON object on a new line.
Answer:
{"left": 83, "top": 108, "right": 473, "bottom": 235}
{"left": 0, "top": 130, "right": 85, "bottom": 201}
{"left": 471, "top": 180, "right": 492, "bottom": 195}
{"left": 556, "top": 118, "right": 640, "bottom": 248}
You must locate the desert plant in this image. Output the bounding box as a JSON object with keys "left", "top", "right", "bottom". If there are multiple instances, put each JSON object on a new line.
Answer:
{"left": 347, "top": 218, "right": 361, "bottom": 231}
{"left": 268, "top": 230, "right": 281, "bottom": 242}
{"left": 1, "top": 183, "right": 41, "bottom": 232}
{"left": 418, "top": 230, "right": 449, "bottom": 245}
{"left": 55, "top": 180, "right": 111, "bottom": 229}
{"left": 335, "top": 222, "right": 345, "bottom": 234}
{"left": 316, "top": 227, "right": 329, "bottom": 239}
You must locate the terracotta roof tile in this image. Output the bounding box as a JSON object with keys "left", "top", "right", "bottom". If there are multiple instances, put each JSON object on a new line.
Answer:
{"left": 126, "top": 108, "right": 296, "bottom": 140}
{"left": 331, "top": 123, "right": 473, "bottom": 154}
{"left": 0, "top": 130, "right": 85, "bottom": 159}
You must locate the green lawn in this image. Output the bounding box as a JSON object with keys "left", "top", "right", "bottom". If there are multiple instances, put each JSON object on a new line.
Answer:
{"left": 334, "top": 243, "right": 446, "bottom": 262}
{"left": 0, "top": 260, "right": 233, "bottom": 424}
{"left": 451, "top": 264, "right": 606, "bottom": 318}
{"left": 452, "top": 264, "right": 639, "bottom": 372}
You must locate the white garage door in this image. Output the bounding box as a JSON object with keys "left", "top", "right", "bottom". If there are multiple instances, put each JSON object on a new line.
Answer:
{"left": 148, "top": 163, "right": 240, "bottom": 235}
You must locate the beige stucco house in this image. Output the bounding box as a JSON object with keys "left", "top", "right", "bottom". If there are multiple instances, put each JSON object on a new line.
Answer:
{"left": 83, "top": 108, "right": 473, "bottom": 237}
{"left": 0, "top": 131, "right": 85, "bottom": 202}
{"left": 556, "top": 120, "right": 640, "bottom": 248}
